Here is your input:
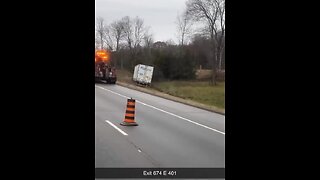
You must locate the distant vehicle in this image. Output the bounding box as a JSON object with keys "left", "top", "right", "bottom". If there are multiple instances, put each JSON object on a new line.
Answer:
{"left": 95, "top": 49, "right": 117, "bottom": 84}
{"left": 133, "top": 64, "right": 154, "bottom": 85}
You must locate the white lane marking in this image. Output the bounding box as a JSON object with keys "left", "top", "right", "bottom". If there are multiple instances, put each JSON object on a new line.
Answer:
{"left": 105, "top": 120, "right": 128, "bottom": 136}
{"left": 136, "top": 100, "right": 225, "bottom": 135}
{"left": 96, "top": 85, "right": 225, "bottom": 135}
{"left": 96, "top": 86, "right": 129, "bottom": 99}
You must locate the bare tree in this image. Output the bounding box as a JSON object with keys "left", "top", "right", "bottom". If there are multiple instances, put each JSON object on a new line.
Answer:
{"left": 122, "top": 16, "right": 147, "bottom": 68}
{"left": 95, "top": 17, "right": 117, "bottom": 51}
{"left": 176, "top": 11, "right": 192, "bottom": 46}
{"left": 133, "top": 17, "right": 144, "bottom": 48}
{"left": 186, "top": 0, "right": 225, "bottom": 85}
{"left": 95, "top": 36, "right": 102, "bottom": 49}
{"left": 143, "top": 28, "right": 154, "bottom": 48}
{"left": 216, "top": 0, "right": 225, "bottom": 70}
{"left": 104, "top": 20, "right": 126, "bottom": 67}
{"left": 103, "top": 25, "right": 114, "bottom": 51}
{"left": 143, "top": 28, "right": 154, "bottom": 65}
{"left": 110, "top": 20, "right": 125, "bottom": 52}
{"left": 122, "top": 16, "right": 146, "bottom": 49}
{"left": 96, "top": 17, "right": 106, "bottom": 50}
{"left": 122, "top": 16, "right": 133, "bottom": 50}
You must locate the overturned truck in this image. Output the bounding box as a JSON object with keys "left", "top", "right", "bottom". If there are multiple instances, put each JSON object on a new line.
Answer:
{"left": 95, "top": 49, "right": 117, "bottom": 84}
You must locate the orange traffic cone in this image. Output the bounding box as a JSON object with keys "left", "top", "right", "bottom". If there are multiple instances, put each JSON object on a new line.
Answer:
{"left": 120, "top": 98, "right": 138, "bottom": 126}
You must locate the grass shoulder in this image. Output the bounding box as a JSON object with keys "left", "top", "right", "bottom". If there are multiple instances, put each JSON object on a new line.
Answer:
{"left": 116, "top": 69, "right": 225, "bottom": 112}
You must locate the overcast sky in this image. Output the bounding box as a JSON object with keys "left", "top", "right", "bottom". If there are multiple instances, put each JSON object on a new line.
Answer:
{"left": 95, "top": 0, "right": 188, "bottom": 44}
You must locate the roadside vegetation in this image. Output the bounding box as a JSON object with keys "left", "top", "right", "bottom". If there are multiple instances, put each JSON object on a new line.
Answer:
{"left": 97, "top": 0, "right": 225, "bottom": 110}
{"left": 152, "top": 81, "right": 225, "bottom": 109}
{"left": 117, "top": 69, "right": 225, "bottom": 109}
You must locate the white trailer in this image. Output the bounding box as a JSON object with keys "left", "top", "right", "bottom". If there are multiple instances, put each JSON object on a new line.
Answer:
{"left": 133, "top": 64, "right": 154, "bottom": 85}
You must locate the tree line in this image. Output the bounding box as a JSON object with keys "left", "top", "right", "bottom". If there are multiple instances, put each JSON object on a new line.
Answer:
{"left": 96, "top": 0, "right": 225, "bottom": 84}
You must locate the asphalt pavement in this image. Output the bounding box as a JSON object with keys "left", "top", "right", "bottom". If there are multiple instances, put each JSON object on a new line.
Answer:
{"left": 95, "top": 84, "right": 225, "bottom": 168}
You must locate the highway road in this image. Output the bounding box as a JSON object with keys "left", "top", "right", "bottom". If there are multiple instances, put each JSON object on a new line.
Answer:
{"left": 95, "top": 83, "right": 225, "bottom": 168}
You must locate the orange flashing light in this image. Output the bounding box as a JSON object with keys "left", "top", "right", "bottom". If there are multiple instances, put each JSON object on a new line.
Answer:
{"left": 95, "top": 49, "right": 110, "bottom": 62}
